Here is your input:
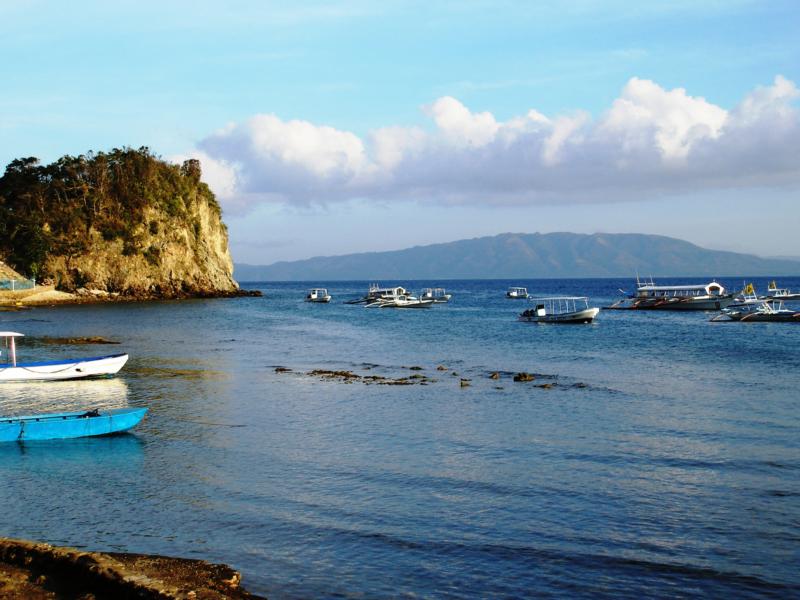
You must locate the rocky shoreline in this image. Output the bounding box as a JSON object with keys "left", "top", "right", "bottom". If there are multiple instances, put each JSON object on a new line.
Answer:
{"left": 0, "top": 538, "right": 265, "bottom": 599}
{"left": 0, "top": 285, "right": 261, "bottom": 307}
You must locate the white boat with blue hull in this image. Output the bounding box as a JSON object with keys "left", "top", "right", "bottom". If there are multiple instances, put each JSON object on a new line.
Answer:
{"left": 519, "top": 297, "right": 600, "bottom": 324}
{"left": 0, "top": 332, "right": 128, "bottom": 382}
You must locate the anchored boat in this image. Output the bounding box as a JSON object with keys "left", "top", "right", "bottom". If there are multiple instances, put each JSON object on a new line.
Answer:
{"left": 0, "top": 332, "right": 128, "bottom": 382}
{"left": 346, "top": 284, "right": 410, "bottom": 304}
{"left": 766, "top": 281, "right": 800, "bottom": 301}
{"left": 506, "top": 287, "right": 529, "bottom": 299}
{"left": 519, "top": 297, "right": 600, "bottom": 324}
{"left": 0, "top": 407, "right": 147, "bottom": 442}
{"left": 733, "top": 282, "right": 763, "bottom": 305}
{"left": 711, "top": 299, "right": 800, "bottom": 322}
{"left": 609, "top": 278, "right": 735, "bottom": 311}
{"left": 420, "top": 288, "right": 452, "bottom": 303}
{"left": 366, "top": 292, "right": 434, "bottom": 308}
{"left": 305, "top": 288, "right": 332, "bottom": 303}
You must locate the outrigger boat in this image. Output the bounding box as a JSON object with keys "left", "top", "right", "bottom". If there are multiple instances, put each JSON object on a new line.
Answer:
{"left": 519, "top": 297, "right": 600, "bottom": 324}
{"left": 609, "top": 278, "right": 735, "bottom": 311}
{"left": 305, "top": 288, "right": 332, "bottom": 303}
{"left": 420, "top": 288, "right": 452, "bottom": 303}
{"left": 733, "top": 282, "right": 763, "bottom": 305}
{"left": 711, "top": 299, "right": 800, "bottom": 322}
{"left": 766, "top": 281, "right": 800, "bottom": 301}
{"left": 346, "top": 284, "right": 410, "bottom": 304}
{"left": 0, "top": 332, "right": 128, "bottom": 382}
{"left": 0, "top": 407, "right": 147, "bottom": 442}
{"left": 366, "top": 292, "right": 434, "bottom": 309}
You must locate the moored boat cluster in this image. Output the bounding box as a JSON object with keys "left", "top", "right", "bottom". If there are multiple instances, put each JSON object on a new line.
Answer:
{"left": 304, "top": 278, "right": 799, "bottom": 324}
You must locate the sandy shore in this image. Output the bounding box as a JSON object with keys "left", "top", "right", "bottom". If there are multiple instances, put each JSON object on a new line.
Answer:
{"left": 0, "top": 537, "right": 265, "bottom": 599}
{"left": 0, "top": 285, "right": 77, "bottom": 306}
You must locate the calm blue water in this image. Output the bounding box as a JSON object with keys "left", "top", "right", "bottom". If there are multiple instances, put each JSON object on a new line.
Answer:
{"left": 1, "top": 277, "right": 799, "bottom": 598}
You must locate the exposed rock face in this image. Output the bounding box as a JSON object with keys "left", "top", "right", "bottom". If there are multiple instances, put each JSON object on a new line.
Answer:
{"left": 0, "top": 260, "right": 25, "bottom": 282}
{"left": 0, "top": 148, "right": 240, "bottom": 298}
{"left": 45, "top": 201, "right": 238, "bottom": 297}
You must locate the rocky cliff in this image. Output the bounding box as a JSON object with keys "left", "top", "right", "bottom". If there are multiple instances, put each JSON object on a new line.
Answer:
{"left": 0, "top": 148, "right": 240, "bottom": 298}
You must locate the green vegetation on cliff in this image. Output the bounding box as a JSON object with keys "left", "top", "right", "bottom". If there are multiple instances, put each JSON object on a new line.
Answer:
{"left": 0, "top": 147, "right": 238, "bottom": 296}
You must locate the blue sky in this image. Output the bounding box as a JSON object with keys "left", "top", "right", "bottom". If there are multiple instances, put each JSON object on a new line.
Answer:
{"left": 2, "top": 1, "right": 799, "bottom": 263}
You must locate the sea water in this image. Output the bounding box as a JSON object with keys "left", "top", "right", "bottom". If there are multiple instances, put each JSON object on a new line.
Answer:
{"left": 1, "top": 277, "right": 799, "bottom": 598}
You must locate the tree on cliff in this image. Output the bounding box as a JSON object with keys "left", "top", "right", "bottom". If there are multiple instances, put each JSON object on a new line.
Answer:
{"left": 0, "top": 147, "right": 236, "bottom": 296}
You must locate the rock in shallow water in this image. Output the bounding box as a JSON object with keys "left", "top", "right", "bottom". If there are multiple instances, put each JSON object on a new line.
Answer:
{"left": 0, "top": 537, "right": 264, "bottom": 599}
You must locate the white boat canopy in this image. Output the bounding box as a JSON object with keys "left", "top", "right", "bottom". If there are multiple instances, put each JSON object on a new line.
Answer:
{"left": 1, "top": 332, "right": 24, "bottom": 367}
{"left": 527, "top": 296, "right": 591, "bottom": 312}
{"left": 636, "top": 281, "right": 725, "bottom": 298}
{"left": 637, "top": 282, "right": 725, "bottom": 291}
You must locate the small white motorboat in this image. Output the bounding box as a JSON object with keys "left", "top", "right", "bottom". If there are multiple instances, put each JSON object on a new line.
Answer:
{"left": 420, "top": 288, "right": 452, "bottom": 303}
{"left": 0, "top": 332, "right": 129, "bottom": 382}
{"left": 506, "top": 287, "right": 529, "bottom": 299}
{"left": 519, "top": 297, "right": 600, "bottom": 324}
{"left": 305, "top": 288, "right": 332, "bottom": 303}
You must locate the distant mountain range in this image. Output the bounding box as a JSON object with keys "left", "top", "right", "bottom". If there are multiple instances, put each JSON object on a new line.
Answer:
{"left": 234, "top": 232, "right": 800, "bottom": 281}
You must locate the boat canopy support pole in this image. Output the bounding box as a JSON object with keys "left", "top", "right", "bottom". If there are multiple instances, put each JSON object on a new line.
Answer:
{"left": 10, "top": 337, "right": 16, "bottom": 367}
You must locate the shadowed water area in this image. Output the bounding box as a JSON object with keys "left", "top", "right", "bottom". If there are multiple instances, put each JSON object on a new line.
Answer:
{"left": 1, "top": 277, "right": 799, "bottom": 598}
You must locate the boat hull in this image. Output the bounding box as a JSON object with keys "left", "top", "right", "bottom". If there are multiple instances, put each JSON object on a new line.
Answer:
{"left": 0, "top": 407, "right": 147, "bottom": 442}
{"left": 422, "top": 296, "right": 451, "bottom": 303}
{"left": 610, "top": 296, "right": 735, "bottom": 311}
{"left": 712, "top": 312, "right": 800, "bottom": 322}
{"left": 646, "top": 297, "right": 735, "bottom": 310}
{"left": 379, "top": 300, "right": 434, "bottom": 308}
{"left": 519, "top": 307, "right": 600, "bottom": 324}
{"left": 0, "top": 353, "right": 129, "bottom": 382}
{"left": 767, "top": 294, "right": 800, "bottom": 301}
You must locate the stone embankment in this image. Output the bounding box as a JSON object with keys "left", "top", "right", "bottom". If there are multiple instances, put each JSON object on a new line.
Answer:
{"left": 0, "top": 538, "right": 265, "bottom": 599}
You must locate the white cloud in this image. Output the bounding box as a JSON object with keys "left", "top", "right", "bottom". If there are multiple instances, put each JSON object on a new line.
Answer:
{"left": 601, "top": 77, "right": 727, "bottom": 161}
{"left": 543, "top": 113, "right": 588, "bottom": 166}
{"left": 192, "top": 75, "right": 800, "bottom": 211}
{"left": 424, "top": 96, "right": 499, "bottom": 148}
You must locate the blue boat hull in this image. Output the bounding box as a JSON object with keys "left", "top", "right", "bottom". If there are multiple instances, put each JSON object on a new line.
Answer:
{"left": 0, "top": 407, "right": 147, "bottom": 442}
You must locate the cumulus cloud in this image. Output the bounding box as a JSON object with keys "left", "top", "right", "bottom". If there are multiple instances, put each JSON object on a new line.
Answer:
{"left": 190, "top": 76, "right": 800, "bottom": 211}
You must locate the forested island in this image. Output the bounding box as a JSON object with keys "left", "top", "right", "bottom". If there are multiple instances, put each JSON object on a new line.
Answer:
{"left": 0, "top": 147, "right": 244, "bottom": 299}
